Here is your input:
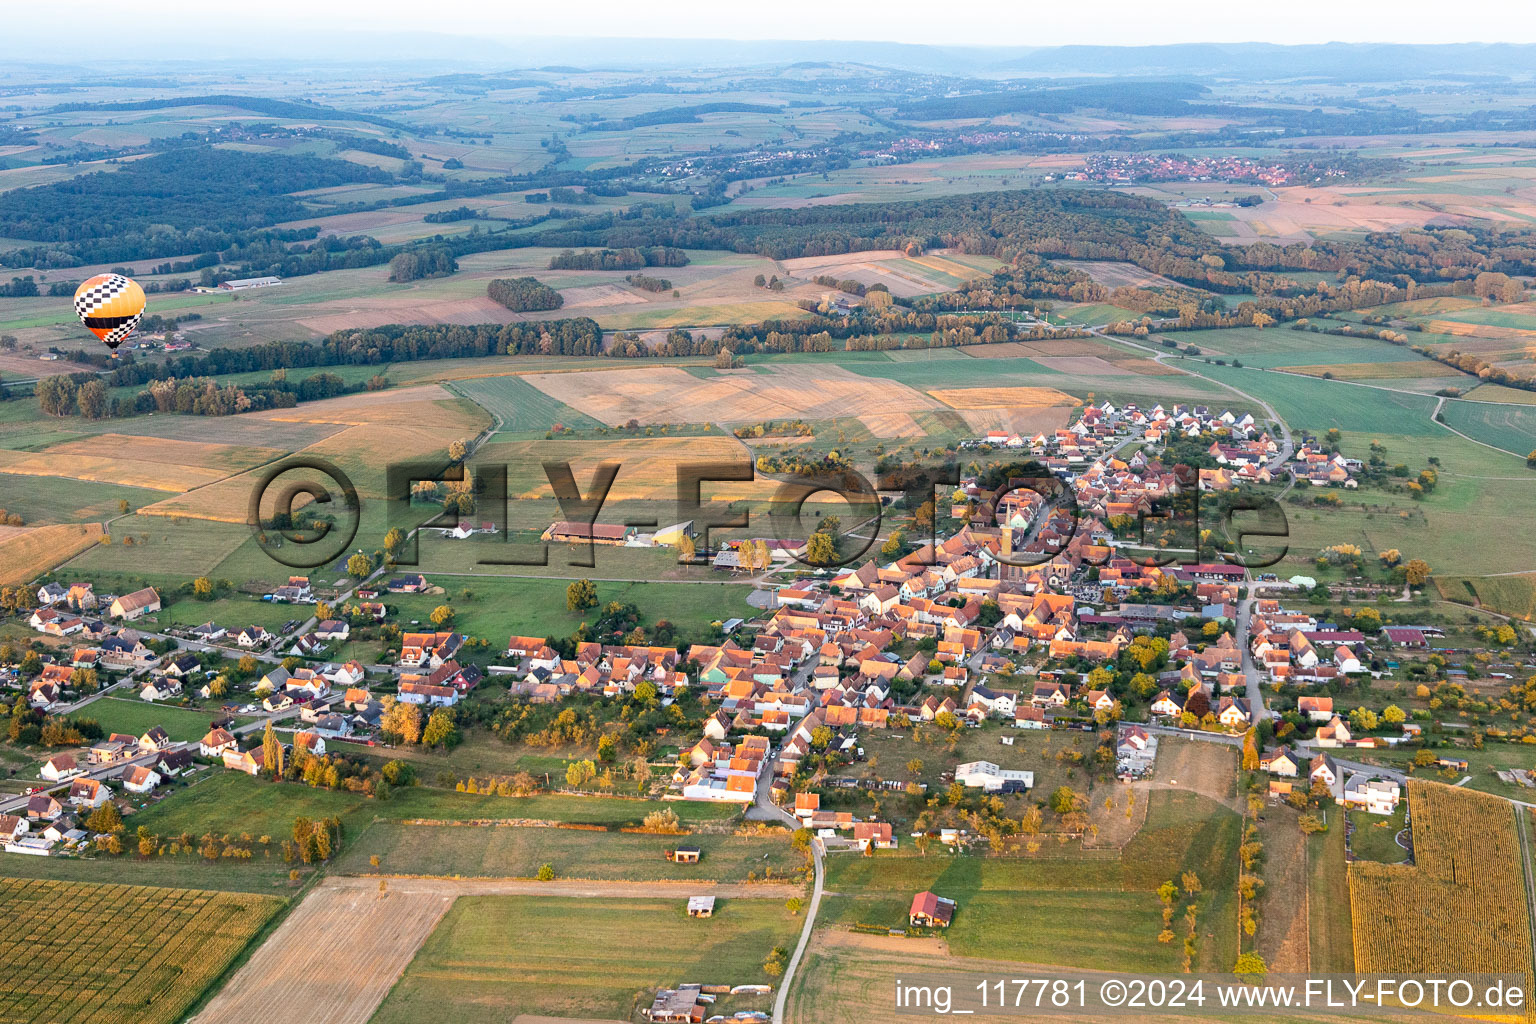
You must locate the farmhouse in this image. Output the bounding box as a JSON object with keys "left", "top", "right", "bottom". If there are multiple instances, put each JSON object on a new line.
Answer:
{"left": 109, "top": 588, "right": 161, "bottom": 621}
{"left": 218, "top": 276, "right": 282, "bottom": 290}
{"left": 686, "top": 895, "right": 715, "bottom": 918}
{"left": 909, "top": 890, "right": 956, "bottom": 928}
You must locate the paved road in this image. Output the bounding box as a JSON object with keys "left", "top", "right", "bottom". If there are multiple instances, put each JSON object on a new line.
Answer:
{"left": 1235, "top": 597, "right": 1267, "bottom": 721}
{"left": 0, "top": 742, "right": 189, "bottom": 815}
{"left": 773, "top": 835, "right": 824, "bottom": 1024}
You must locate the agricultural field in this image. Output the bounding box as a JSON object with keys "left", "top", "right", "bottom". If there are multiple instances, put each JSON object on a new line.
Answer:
{"left": 192, "top": 877, "right": 450, "bottom": 1024}
{"left": 1433, "top": 572, "right": 1536, "bottom": 622}
{"left": 0, "top": 523, "right": 105, "bottom": 585}
{"left": 0, "top": 472, "right": 164, "bottom": 526}
{"left": 518, "top": 361, "right": 942, "bottom": 429}
{"left": 0, "top": 877, "right": 281, "bottom": 1024}
{"left": 1348, "top": 782, "right": 1533, "bottom": 983}
{"left": 448, "top": 374, "right": 603, "bottom": 436}
{"left": 373, "top": 892, "right": 801, "bottom": 1024}
{"left": 1438, "top": 398, "right": 1536, "bottom": 456}
{"left": 332, "top": 822, "right": 804, "bottom": 881}
{"left": 1192, "top": 363, "right": 1443, "bottom": 435}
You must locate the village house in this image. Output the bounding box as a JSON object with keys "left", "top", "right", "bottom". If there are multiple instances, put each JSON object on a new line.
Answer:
{"left": 909, "top": 890, "right": 956, "bottom": 928}
{"left": 109, "top": 587, "right": 161, "bottom": 621}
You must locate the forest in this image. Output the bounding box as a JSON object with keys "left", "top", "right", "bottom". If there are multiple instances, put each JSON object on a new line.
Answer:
{"left": 487, "top": 277, "right": 565, "bottom": 312}
{"left": 0, "top": 147, "right": 389, "bottom": 241}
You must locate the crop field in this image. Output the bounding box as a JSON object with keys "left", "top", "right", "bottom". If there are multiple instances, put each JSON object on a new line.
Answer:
{"left": 1434, "top": 572, "right": 1536, "bottom": 621}
{"left": 1286, "top": 361, "right": 1463, "bottom": 382}
{"left": 333, "top": 822, "right": 803, "bottom": 881}
{"left": 0, "top": 523, "right": 106, "bottom": 585}
{"left": 1170, "top": 327, "right": 1431, "bottom": 369}
{"left": 821, "top": 788, "right": 1241, "bottom": 973}
{"left": 520, "top": 362, "right": 939, "bottom": 428}
{"left": 1348, "top": 782, "right": 1533, "bottom": 982}
{"left": 449, "top": 374, "right": 603, "bottom": 436}
{"left": 0, "top": 471, "right": 167, "bottom": 526}
{"left": 192, "top": 878, "right": 449, "bottom": 1024}
{"left": 373, "top": 893, "right": 801, "bottom": 1024}
{"left": 1438, "top": 399, "right": 1536, "bottom": 455}
{"left": 847, "top": 352, "right": 1231, "bottom": 405}
{"left": 135, "top": 385, "right": 489, "bottom": 523}
{"left": 0, "top": 876, "right": 281, "bottom": 1024}
{"left": 0, "top": 449, "right": 234, "bottom": 492}
{"left": 1423, "top": 302, "right": 1536, "bottom": 332}
{"left": 1191, "top": 364, "right": 1443, "bottom": 434}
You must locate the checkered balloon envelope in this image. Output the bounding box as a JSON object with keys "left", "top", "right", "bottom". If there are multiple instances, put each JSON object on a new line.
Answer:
{"left": 73, "top": 273, "right": 147, "bottom": 349}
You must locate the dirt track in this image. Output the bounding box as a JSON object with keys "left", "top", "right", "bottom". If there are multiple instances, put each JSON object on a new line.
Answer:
{"left": 332, "top": 874, "right": 804, "bottom": 899}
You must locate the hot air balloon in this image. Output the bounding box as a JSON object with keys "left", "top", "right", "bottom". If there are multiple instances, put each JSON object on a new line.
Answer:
{"left": 73, "top": 273, "right": 146, "bottom": 350}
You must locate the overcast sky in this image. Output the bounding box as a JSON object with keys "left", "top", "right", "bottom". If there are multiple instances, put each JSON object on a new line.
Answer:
{"left": 8, "top": 0, "right": 1536, "bottom": 54}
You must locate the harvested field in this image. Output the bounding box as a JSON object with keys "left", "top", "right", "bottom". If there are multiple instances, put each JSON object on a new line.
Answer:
{"left": 0, "top": 523, "right": 105, "bottom": 585}
{"left": 47, "top": 433, "right": 285, "bottom": 473}
{"left": 192, "top": 878, "right": 451, "bottom": 1024}
{"left": 857, "top": 411, "right": 922, "bottom": 437}
{"left": 954, "top": 407, "right": 1076, "bottom": 436}
{"left": 1255, "top": 807, "right": 1311, "bottom": 972}
{"left": 0, "top": 450, "right": 231, "bottom": 492}
{"left": 521, "top": 364, "right": 937, "bottom": 426}
{"left": 928, "top": 386, "right": 1079, "bottom": 409}
{"left": 560, "top": 284, "right": 648, "bottom": 307}
{"left": 0, "top": 877, "right": 281, "bottom": 1024}
{"left": 474, "top": 435, "right": 772, "bottom": 503}
{"left": 780, "top": 250, "right": 954, "bottom": 297}
{"left": 1033, "top": 355, "right": 1142, "bottom": 376}
{"left": 140, "top": 385, "right": 489, "bottom": 521}
{"left": 962, "top": 341, "right": 1087, "bottom": 359}
{"left": 1425, "top": 318, "right": 1536, "bottom": 340}
{"left": 1287, "top": 361, "right": 1459, "bottom": 380}
{"left": 1056, "top": 260, "right": 1185, "bottom": 289}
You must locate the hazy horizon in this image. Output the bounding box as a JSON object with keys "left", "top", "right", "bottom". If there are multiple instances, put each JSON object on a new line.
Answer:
{"left": 6, "top": 1, "right": 1536, "bottom": 65}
